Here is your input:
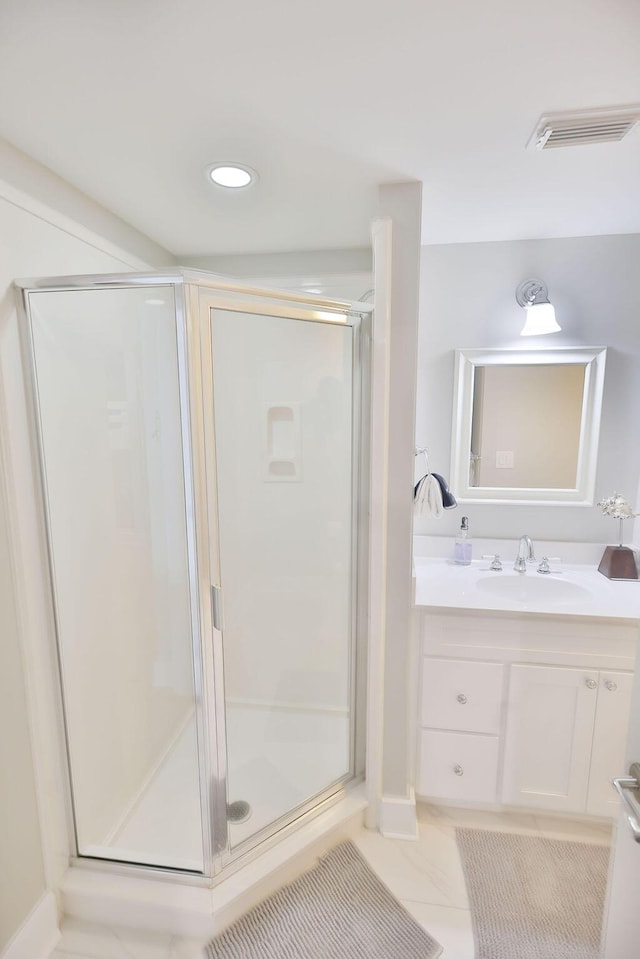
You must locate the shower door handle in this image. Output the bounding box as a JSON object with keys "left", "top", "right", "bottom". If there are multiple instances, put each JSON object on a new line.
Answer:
{"left": 613, "top": 763, "right": 640, "bottom": 843}
{"left": 211, "top": 585, "right": 224, "bottom": 631}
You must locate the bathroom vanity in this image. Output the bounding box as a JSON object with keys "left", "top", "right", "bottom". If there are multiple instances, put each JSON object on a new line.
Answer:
{"left": 414, "top": 555, "right": 640, "bottom": 818}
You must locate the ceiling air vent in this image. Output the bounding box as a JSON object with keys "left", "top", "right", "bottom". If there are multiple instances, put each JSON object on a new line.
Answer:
{"left": 527, "top": 106, "right": 640, "bottom": 150}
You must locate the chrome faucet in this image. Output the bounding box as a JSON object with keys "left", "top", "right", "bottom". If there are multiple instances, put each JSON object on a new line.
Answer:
{"left": 514, "top": 535, "right": 535, "bottom": 573}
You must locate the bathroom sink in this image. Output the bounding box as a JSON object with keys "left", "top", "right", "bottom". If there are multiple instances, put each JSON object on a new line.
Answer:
{"left": 413, "top": 553, "right": 640, "bottom": 619}
{"left": 476, "top": 574, "right": 591, "bottom": 605}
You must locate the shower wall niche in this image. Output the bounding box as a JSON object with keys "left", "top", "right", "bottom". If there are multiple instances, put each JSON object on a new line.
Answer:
{"left": 19, "top": 271, "right": 368, "bottom": 879}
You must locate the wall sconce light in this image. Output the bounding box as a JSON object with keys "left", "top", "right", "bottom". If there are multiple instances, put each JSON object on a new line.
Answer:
{"left": 515, "top": 278, "right": 561, "bottom": 336}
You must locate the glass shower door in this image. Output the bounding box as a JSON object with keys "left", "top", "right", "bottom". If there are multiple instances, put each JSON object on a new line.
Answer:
{"left": 208, "top": 306, "right": 356, "bottom": 851}
{"left": 27, "top": 286, "right": 207, "bottom": 872}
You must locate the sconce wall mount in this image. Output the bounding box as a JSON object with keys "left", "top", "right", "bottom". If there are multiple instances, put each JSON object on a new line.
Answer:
{"left": 516, "top": 278, "right": 561, "bottom": 336}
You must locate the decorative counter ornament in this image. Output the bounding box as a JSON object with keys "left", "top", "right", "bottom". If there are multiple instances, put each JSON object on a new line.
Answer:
{"left": 597, "top": 492, "right": 640, "bottom": 580}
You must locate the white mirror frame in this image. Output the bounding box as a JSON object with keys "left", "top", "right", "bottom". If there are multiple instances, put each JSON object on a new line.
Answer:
{"left": 450, "top": 347, "right": 607, "bottom": 506}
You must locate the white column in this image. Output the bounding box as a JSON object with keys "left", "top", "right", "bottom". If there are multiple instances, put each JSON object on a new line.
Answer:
{"left": 375, "top": 181, "right": 422, "bottom": 837}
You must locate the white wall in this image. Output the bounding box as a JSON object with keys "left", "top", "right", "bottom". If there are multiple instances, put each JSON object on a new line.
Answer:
{"left": 0, "top": 432, "right": 48, "bottom": 952}
{"left": 181, "top": 248, "right": 371, "bottom": 283}
{"left": 377, "top": 183, "right": 422, "bottom": 810}
{"left": 0, "top": 139, "right": 174, "bottom": 946}
{"left": 212, "top": 310, "right": 353, "bottom": 714}
{"left": 181, "top": 248, "right": 373, "bottom": 303}
{"left": 415, "top": 233, "right": 640, "bottom": 544}
{"left": 0, "top": 137, "right": 173, "bottom": 273}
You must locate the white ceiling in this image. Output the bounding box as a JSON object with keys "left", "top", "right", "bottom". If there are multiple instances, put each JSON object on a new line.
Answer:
{"left": 0, "top": 0, "right": 639, "bottom": 256}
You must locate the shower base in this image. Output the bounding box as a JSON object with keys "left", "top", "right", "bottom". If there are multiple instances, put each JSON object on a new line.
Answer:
{"left": 63, "top": 782, "right": 367, "bottom": 939}
{"left": 84, "top": 703, "right": 350, "bottom": 872}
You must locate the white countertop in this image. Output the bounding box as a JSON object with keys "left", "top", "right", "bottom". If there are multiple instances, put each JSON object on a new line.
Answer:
{"left": 413, "top": 555, "right": 640, "bottom": 621}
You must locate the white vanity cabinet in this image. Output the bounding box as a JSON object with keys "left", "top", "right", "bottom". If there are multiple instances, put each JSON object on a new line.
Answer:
{"left": 416, "top": 610, "right": 637, "bottom": 818}
{"left": 418, "top": 658, "right": 503, "bottom": 803}
{"left": 586, "top": 671, "right": 634, "bottom": 816}
{"left": 502, "top": 665, "right": 633, "bottom": 816}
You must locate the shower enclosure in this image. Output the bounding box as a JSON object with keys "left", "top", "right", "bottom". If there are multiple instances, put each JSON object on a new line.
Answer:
{"left": 18, "top": 270, "right": 368, "bottom": 879}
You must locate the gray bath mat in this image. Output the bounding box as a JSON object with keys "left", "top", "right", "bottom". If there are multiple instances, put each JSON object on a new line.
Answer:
{"left": 456, "top": 828, "right": 610, "bottom": 959}
{"left": 206, "top": 839, "right": 442, "bottom": 958}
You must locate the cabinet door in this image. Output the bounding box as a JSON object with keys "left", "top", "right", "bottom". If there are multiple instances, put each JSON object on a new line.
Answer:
{"left": 587, "top": 671, "right": 633, "bottom": 818}
{"left": 502, "top": 664, "right": 598, "bottom": 813}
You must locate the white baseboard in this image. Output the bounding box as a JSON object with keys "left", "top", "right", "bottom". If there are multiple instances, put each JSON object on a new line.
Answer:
{"left": 62, "top": 867, "right": 215, "bottom": 940}
{"left": 379, "top": 789, "right": 419, "bottom": 839}
{"left": 1, "top": 891, "right": 60, "bottom": 959}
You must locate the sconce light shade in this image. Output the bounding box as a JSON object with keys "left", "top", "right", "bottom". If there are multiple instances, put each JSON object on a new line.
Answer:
{"left": 521, "top": 301, "right": 560, "bottom": 336}
{"left": 516, "top": 278, "right": 561, "bottom": 336}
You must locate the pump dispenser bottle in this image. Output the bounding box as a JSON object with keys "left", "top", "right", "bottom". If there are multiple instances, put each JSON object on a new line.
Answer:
{"left": 454, "top": 516, "right": 472, "bottom": 565}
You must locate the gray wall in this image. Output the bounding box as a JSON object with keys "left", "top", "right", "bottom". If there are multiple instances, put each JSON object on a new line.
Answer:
{"left": 415, "top": 233, "right": 640, "bottom": 544}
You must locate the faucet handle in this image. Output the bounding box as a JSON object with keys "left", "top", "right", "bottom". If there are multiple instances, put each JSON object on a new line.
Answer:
{"left": 490, "top": 554, "right": 502, "bottom": 571}
{"left": 537, "top": 556, "right": 551, "bottom": 574}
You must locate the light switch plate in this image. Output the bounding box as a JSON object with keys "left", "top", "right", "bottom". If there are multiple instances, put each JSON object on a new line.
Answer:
{"left": 496, "top": 450, "right": 514, "bottom": 469}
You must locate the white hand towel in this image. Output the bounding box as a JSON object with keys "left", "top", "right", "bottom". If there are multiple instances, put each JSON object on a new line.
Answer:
{"left": 414, "top": 473, "right": 444, "bottom": 518}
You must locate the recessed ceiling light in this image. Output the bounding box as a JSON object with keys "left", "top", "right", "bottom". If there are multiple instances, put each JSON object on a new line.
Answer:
{"left": 207, "top": 163, "right": 257, "bottom": 189}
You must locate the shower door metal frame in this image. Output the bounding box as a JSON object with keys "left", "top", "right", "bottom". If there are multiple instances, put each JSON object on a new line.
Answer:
{"left": 15, "top": 269, "right": 371, "bottom": 883}
{"left": 16, "top": 273, "right": 217, "bottom": 879}
{"left": 194, "top": 283, "right": 369, "bottom": 875}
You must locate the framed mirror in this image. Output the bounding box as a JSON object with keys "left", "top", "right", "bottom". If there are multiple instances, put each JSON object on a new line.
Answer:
{"left": 450, "top": 347, "right": 607, "bottom": 505}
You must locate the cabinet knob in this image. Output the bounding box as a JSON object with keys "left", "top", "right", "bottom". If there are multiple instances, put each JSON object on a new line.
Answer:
{"left": 605, "top": 680, "right": 618, "bottom": 692}
{"left": 453, "top": 764, "right": 464, "bottom": 776}
{"left": 586, "top": 678, "right": 597, "bottom": 690}
{"left": 457, "top": 693, "right": 468, "bottom": 704}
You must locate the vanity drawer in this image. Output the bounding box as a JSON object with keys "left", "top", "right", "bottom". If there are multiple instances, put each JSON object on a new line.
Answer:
{"left": 421, "top": 658, "right": 504, "bottom": 734}
{"left": 417, "top": 729, "right": 499, "bottom": 803}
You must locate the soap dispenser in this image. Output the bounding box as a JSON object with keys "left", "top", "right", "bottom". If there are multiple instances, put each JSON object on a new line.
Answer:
{"left": 454, "top": 516, "right": 472, "bottom": 566}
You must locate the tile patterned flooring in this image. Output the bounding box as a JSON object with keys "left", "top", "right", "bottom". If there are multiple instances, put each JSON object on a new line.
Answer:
{"left": 50, "top": 804, "right": 613, "bottom": 959}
